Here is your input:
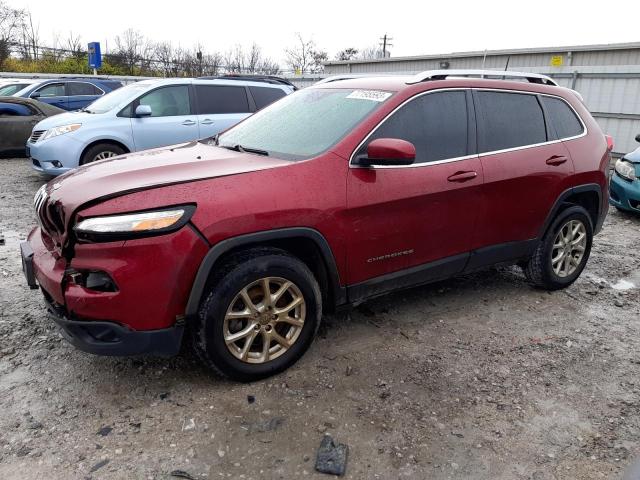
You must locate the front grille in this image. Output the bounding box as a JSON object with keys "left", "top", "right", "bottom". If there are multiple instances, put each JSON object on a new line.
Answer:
{"left": 29, "top": 130, "right": 46, "bottom": 143}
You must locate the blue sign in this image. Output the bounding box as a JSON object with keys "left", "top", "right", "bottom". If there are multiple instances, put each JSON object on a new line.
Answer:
{"left": 88, "top": 42, "right": 102, "bottom": 69}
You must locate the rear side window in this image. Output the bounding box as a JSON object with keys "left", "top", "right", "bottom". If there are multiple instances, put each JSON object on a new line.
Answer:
{"left": 34, "top": 83, "right": 65, "bottom": 97}
{"left": 249, "top": 86, "right": 287, "bottom": 110}
{"left": 361, "top": 91, "right": 468, "bottom": 163}
{"left": 195, "top": 85, "right": 250, "bottom": 114}
{"left": 475, "top": 91, "right": 547, "bottom": 153}
{"left": 541, "top": 96, "right": 584, "bottom": 139}
{"left": 68, "top": 82, "right": 101, "bottom": 96}
{"left": 138, "top": 85, "right": 191, "bottom": 117}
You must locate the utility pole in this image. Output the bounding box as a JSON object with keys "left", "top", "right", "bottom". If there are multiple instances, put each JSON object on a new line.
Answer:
{"left": 379, "top": 34, "right": 393, "bottom": 58}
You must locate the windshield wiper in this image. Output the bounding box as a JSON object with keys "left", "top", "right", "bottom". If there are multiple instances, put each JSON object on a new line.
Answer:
{"left": 220, "top": 144, "right": 269, "bottom": 156}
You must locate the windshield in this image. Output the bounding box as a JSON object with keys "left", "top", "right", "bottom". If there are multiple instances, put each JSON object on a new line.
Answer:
{"left": 83, "top": 82, "right": 152, "bottom": 114}
{"left": 216, "top": 88, "right": 393, "bottom": 160}
{"left": 0, "top": 84, "right": 31, "bottom": 96}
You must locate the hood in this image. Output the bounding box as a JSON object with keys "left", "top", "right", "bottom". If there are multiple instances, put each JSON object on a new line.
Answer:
{"left": 40, "top": 141, "right": 292, "bottom": 249}
{"left": 34, "top": 110, "right": 103, "bottom": 130}
{"left": 623, "top": 146, "right": 640, "bottom": 163}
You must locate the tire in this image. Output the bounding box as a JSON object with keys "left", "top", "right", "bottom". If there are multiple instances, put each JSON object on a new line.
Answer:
{"left": 524, "top": 206, "right": 593, "bottom": 290}
{"left": 193, "top": 247, "right": 322, "bottom": 382}
{"left": 80, "top": 143, "right": 126, "bottom": 165}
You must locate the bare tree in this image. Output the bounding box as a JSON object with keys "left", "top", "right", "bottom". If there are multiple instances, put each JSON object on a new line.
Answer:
{"left": 65, "top": 31, "right": 83, "bottom": 59}
{"left": 49, "top": 31, "right": 63, "bottom": 61}
{"left": 224, "top": 45, "right": 245, "bottom": 73}
{"left": 154, "top": 41, "right": 175, "bottom": 76}
{"left": 335, "top": 47, "right": 358, "bottom": 61}
{"left": 358, "top": 45, "right": 382, "bottom": 60}
{"left": 113, "top": 28, "right": 145, "bottom": 74}
{"left": 18, "top": 10, "right": 38, "bottom": 60}
{"left": 0, "top": 1, "right": 24, "bottom": 67}
{"left": 284, "top": 33, "right": 327, "bottom": 74}
{"left": 201, "top": 51, "right": 223, "bottom": 76}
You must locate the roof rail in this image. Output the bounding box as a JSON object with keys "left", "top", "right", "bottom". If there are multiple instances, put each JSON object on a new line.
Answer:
{"left": 315, "top": 73, "right": 405, "bottom": 85}
{"left": 407, "top": 69, "right": 558, "bottom": 86}
{"left": 198, "top": 74, "right": 297, "bottom": 89}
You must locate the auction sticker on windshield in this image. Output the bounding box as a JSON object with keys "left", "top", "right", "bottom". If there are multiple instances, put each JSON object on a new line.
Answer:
{"left": 346, "top": 90, "right": 392, "bottom": 102}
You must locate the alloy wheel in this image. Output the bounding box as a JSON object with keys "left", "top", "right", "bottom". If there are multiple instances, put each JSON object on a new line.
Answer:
{"left": 223, "top": 277, "right": 306, "bottom": 364}
{"left": 91, "top": 151, "right": 118, "bottom": 163}
{"left": 551, "top": 219, "right": 587, "bottom": 277}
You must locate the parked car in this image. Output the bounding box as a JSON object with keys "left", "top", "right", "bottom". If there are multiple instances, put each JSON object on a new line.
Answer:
{"left": 0, "top": 97, "right": 64, "bottom": 157}
{"left": 609, "top": 134, "right": 640, "bottom": 213}
{"left": 21, "top": 70, "right": 611, "bottom": 381}
{"left": 0, "top": 79, "right": 39, "bottom": 96}
{"left": 26, "top": 76, "right": 295, "bottom": 175}
{"left": 12, "top": 78, "right": 122, "bottom": 111}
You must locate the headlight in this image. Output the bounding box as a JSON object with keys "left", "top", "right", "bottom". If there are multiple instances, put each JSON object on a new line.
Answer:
{"left": 74, "top": 205, "right": 195, "bottom": 242}
{"left": 615, "top": 159, "right": 636, "bottom": 181}
{"left": 40, "top": 123, "right": 82, "bottom": 141}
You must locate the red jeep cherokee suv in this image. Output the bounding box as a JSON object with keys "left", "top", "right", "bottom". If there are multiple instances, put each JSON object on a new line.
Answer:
{"left": 22, "top": 70, "right": 611, "bottom": 381}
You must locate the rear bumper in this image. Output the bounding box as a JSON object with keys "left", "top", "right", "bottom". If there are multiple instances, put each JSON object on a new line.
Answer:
{"left": 44, "top": 296, "right": 184, "bottom": 356}
{"left": 609, "top": 172, "right": 640, "bottom": 213}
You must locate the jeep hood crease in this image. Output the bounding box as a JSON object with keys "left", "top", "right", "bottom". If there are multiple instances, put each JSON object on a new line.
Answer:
{"left": 42, "top": 141, "right": 292, "bottom": 248}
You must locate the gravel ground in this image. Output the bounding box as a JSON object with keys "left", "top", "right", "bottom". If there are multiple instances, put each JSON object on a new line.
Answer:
{"left": 1, "top": 157, "right": 640, "bottom": 480}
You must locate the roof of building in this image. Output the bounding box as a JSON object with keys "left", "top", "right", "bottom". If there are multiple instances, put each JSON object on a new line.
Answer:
{"left": 324, "top": 41, "right": 640, "bottom": 67}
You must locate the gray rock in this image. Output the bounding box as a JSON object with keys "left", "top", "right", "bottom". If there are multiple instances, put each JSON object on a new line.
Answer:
{"left": 315, "top": 435, "right": 348, "bottom": 476}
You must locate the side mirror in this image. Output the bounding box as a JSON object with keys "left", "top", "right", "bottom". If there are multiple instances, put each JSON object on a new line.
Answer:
{"left": 135, "top": 104, "right": 152, "bottom": 117}
{"left": 357, "top": 138, "right": 416, "bottom": 167}
{"left": 30, "top": 92, "right": 41, "bottom": 99}
{"left": 636, "top": 133, "right": 640, "bottom": 143}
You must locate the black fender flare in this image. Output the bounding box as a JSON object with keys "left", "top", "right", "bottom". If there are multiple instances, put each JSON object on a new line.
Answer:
{"left": 184, "top": 227, "right": 346, "bottom": 318}
{"left": 538, "top": 183, "right": 603, "bottom": 238}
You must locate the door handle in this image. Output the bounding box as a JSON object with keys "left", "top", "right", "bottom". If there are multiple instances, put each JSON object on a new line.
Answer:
{"left": 200, "top": 119, "right": 214, "bottom": 125}
{"left": 546, "top": 155, "right": 568, "bottom": 166}
{"left": 447, "top": 171, "right": 478, "bottom": 182}
{"left": 182, "top": 120, "right": 197, "bottom": 126}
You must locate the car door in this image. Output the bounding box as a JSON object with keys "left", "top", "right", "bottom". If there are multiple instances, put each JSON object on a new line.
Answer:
{"left": 346, "top": 89, "right": 483, "bottom": 292}
{"left": 0, "top": 102, "right": 43, "bottom": 153}
{"left": 472, "top": 90, "right": 575, "bottom": 253}
{"left": 66, "top": 81, "right": 103, "bottom": 111}
{"left": 193, "top": 84, "right": 252, "bottom": 138}
{"left": 130, "top": 84, "right": 200, "bottom": 151}
{"left": 30, "top": 82, "right": 68, "bottom": 110}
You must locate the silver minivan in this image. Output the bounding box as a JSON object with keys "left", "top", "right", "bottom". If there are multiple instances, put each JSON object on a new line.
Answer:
{"left": 27, "top": 76, "right": 295, "bottom": 175}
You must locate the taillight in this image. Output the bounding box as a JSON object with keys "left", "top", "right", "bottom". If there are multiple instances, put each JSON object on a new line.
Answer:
{"left": 605, "top": 134, "right": 614, "bottom": 152}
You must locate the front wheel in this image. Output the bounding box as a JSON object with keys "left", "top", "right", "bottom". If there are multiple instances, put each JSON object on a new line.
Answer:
{"left": 193, "top": 248, "right": 322, "bottom": 381}
{"left": 524, "top": 206, "right": 593, "bottom": 290}
{"left": 80, "top": 143, "right": 126, "bottom": 165}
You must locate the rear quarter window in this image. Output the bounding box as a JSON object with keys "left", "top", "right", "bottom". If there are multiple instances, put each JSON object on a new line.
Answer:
{"left": 475, "top": 91, "right": 547, "bottom": 153}
{"left": 68, "top": 82, "right": 101, "bottom": 96}
{"left": 195, "top": 85, "right": 251, "bottom": 114}
{"left": 249, "top": 86, "right": 287, "bottom": 110}
{"left": 541, "top": 96, "right": 584, "bottom": 139}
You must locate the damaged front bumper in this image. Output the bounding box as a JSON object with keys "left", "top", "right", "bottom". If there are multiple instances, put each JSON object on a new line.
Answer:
{"left": 43, "top": 297, "right": 184, "bottom": 357}
{"left": 21, "top": 224, "right": 208, "bottom": 357}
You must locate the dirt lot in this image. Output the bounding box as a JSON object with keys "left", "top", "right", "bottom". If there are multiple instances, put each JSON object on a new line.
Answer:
{"left": 1, "top": 157, "right": 639, "bottom": 480}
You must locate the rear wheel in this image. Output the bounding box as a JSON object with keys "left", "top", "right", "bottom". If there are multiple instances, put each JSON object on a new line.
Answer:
{"left": 80, "top": 143, "right": 125, "bottom": 165}
{"left": 193, "top": 248, "right": 322, "bottom": 381}
{"left": 524, "top": 206, "right": 593, "bottom": 290}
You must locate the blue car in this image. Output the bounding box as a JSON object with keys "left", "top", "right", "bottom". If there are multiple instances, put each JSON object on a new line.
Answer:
{"left": 609, "top": 134, "right": 640, "bottom": 213}
{"left": 13, "top": 78, "right": 122, "bottom": 111}
{"left": 26, "top": 76, "right": 295, "bottom": 175}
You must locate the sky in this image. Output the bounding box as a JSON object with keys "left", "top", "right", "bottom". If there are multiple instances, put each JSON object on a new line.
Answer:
{"left": 15, "top": 0, "right": 640, "bottom": 66}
